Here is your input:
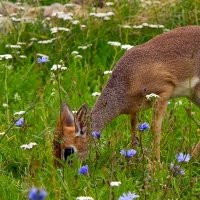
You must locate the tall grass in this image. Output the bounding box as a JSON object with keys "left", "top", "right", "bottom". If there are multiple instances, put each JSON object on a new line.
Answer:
{"left": 0, "top": 0, "right": 200, "bottom": 199}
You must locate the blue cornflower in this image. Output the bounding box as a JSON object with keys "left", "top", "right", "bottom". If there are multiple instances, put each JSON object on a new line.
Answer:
{"left": 37, "top": 56, "right": 49, "bottom": 63}
{"left": 176, "top": 152, "right": 191, "bottom": 163}
{"left": 92, "top": 131, "right": 101, "bottom": 139}
{"left": 120, "top": 149, "right": 137, "bottom": 158}
{"left": 78, "top": 165, "right": 88, "bottom": 175}
{"left": 138, "top": 122, "right": 149, "bottom": 131}
{"left": 169, "top": 163, "right": 185, "bottom": 176}
{"left": 118, "top": 191, "right": 139, "bottom": 200}
{"left": 28, "top": 187, "right": 47, "bottom": 200}
{"left": 15, "top": 117, "right": 25, "bottom": 127}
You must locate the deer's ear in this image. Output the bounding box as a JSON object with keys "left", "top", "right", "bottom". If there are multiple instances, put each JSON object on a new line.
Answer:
{"left": 61, "top": 103, "right": 74, "bottom": 127}
{"left": 75, "top": 104, "right": 89, "bottom": 138}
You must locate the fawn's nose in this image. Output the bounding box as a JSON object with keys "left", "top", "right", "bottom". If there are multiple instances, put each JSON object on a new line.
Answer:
{"left": 64, "top": 147, "right": 74, "bottom": 161}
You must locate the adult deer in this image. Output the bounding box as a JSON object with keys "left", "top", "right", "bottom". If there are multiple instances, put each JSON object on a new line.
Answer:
{"left": 54, "top": 26, "right": 200, "bottom": 165}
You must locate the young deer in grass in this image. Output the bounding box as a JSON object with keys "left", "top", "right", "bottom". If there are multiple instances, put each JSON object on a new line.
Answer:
{"left": 54, "top": 25, "right": 200, "bottom": 164}
{"left": 54, "top": 103, "right": 89, "bottom": 165}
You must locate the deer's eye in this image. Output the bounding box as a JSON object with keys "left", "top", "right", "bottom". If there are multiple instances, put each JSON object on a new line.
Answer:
{"left": 64, "top": 147, "right": 74, "bottom": 161}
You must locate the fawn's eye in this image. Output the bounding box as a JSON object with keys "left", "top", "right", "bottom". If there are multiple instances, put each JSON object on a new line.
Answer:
{"left": 64, "top": 147, "right": 74, "bottom": 161}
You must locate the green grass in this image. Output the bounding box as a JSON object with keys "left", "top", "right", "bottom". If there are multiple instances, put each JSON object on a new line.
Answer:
{"left": 0, "top": 0, "right": 200, "bottom": 199}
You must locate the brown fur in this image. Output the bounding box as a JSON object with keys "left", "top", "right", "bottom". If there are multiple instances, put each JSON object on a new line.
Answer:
{"left": 55, "top": 26, "right": 200, "bottom": 163}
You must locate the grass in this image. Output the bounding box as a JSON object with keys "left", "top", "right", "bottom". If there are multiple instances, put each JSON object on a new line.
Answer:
{"left": 0, "top": 0, "right": 200, "bottom": 199}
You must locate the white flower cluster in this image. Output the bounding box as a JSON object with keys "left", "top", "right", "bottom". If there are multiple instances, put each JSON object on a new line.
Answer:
{"left": 14, "top": 111, "right": 25, "bottom": 115}
{"left": 104, "top": 70, "right": 112, "bottom": 75}
{"left": 76, "top": 197, "right": 94, "bottom": 200}
{"left": 51, "top": 64, "right": 67, "bottom": 71}
{"left": 92, "top": 92, "right": 101, "bottom": 96}
{"left": 108, "top": 41, "right": 133, "bottom": 50}
{"left": 0, "top": 54, "right": 12, "bottom": 60}
{"left": 89, "top": 11, "right": 114, "bottom": 20}
{"left": 20, "top": 142, "right": 37, "bottom": 150}
{"left": 50, "top": 27, "right": 70, "bottom": 34}
{"left": 110, "top": 181, "right": 121, "bottom": 186}
{"left": 51, "top": 11, "right": 73, "bottom": 21}
{"left": 146, "top": 93, "right": 160, "bottom": 100}
{"left": 133, "top": 23, "right": 165, "bottom": 29}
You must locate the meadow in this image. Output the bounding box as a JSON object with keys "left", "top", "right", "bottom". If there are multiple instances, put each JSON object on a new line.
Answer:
{"left": 0, "top": 0, "right": 200, "bottom": 199}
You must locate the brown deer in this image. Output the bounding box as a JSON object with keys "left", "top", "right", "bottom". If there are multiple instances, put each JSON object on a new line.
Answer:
{"left": 54, "top": 25, "right": 200, "bottom": 164}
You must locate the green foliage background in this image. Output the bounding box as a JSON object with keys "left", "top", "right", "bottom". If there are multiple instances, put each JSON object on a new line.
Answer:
{"left": 0, "top": 0, "right": 200, "bottom": 199}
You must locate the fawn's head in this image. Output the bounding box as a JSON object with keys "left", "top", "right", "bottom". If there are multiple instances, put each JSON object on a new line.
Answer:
{"left": 54, "top": 103, "right": 90, "bottom": 165}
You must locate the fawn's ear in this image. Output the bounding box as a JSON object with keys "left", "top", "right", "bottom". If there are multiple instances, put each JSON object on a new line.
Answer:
{"left": 75, "top": 104, "right": 89, "bottom": 138}
{"left": 61, "top": 103, "right": 75, "bottom": 127}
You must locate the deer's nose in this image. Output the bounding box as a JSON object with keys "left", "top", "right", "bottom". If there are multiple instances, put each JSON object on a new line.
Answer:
{"left": 64, "top": 147, "right": 74, "bottom": 161}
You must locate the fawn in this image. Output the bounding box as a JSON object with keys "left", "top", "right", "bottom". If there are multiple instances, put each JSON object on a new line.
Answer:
{"left": 54, "top": 25, "right": 200, "bottom": 164}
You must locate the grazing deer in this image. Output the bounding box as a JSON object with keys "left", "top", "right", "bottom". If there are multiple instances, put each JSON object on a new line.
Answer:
{"left": 54, "top": 103, "right": 89, "bottom": 165}
{"left": 54, "top": 26, "right": 200, "bottom": 164}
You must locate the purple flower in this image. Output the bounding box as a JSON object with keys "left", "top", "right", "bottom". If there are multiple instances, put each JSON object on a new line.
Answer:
{"left": 118, "top": 191, "right": 139, "bottom": 200}
{"left": 92, "top": 131, "right": 101, "bottom": 139}
{"left": 15, "top": 117, "right": 25, "bottom": 127}
{"left": 78, "top": 165, "right": 88, "bottom": 175}
{"left": 176, "top": 152, "right": 191, "bottom": 163}
{"left": 138, "top": 122, "right": 149, "bottom": 131}
{"left": 28, "top": 187, "right": 47, "bottom": 200}
{"left": 169, "top": 163, "right": 185, "bottom": 176}
{"left": 37, "top": 56, "right": 49, "bottom": 63}
{"left": 120, "top": 149, "right": 137, "bottom": 158}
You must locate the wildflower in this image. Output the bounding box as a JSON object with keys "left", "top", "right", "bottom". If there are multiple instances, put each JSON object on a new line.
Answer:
{"left": 176, "top": 152, "right": 191, "bottom": 163}
{"left": 71, "top": 20, "right": 79, "bottom": 24}
{"left": 71, "top": 51, "right": 79, "bottom": 55}
{"left": 108, "top": 41, "right": 121, "bottom": 47}
{"left": 30, "top": 37, "right": 37, "bottom": 41}
{"left": 50, "top": 27, "right": 70, "bottom": 34}
{"left": 0, "top": 132, "right": 5, "bottom": 135}
{"left": 142, "top": 23, "right": 149, "bottom": 27}
{"left": 118, "top": 191, "right": 139, "bottom": 200}
{"left": 78, "top": 46, "right": 88, "bottom": 50}
{"left": 146, "top": 93, "right": 160, "bottom": 100}
{"left": 110, "top": 181, "right": 121, "bottom": 187}
{"left": 14, "top": 93, "right": 21, "bottom": 101}
{"left": 38, "top": 56, "right": 49, "bottom": 63}
{"left": 120, "top": 149, "right": 137, "bottom": 158}
{"left": 78, "top": 165, "right": 88, "bottom": 175}
{"left": 148, "top": 24, "right": 164, "bottom": 29}
{"left": 2, "top": 103, "right": 8, "bottom": 107}
{"left": 121, "top": 25, "right": 131, "bottom": 29}
{"left": 17, "top": 42, "right": 26, "bottom": 45}
{"left": 169, "top": 163, "right": 185, "bottom": 176}
{"left": 121, "top": 45, "right": 133, "bottom": 50}
{"left": 74, "top": 55, "right": 83, "bottom": 59}
{"left": 105, "top": 2, "right": 114, "bottom": 6}
{"left": 19, "top": 55, "right": 27, "bottom": 59}
{"left": 92, "top": 131, "right": 101, "bottom": 139}
{"left": 5, "top": 44, "right": 21, "bottom": 49}
{"left": 138, "top": 123, "right": 149, "bottom": 131}
{"left": 15, "top": 117, "right": 25, "bottom": 127}
{"left": 51, "top": 64, "right": 67, "bottom": 71}
{"left": 14, "top": 111, "right": 25, "bottom": 115}
{"left": 76, "top": 197, "right": 94, "bottom": 200}
{"left": 38, "top": 39, "right": 54, "bottom": 44}
{"left": 20, "top": 142, "right": 37, "bottom": 150}
{"left": 0, "top": 54, "right": 12, "bottom": 59}
{"left": 28, "top": 187, "right": 47, "bottom": 200}
{"left": 92, "top": 92, "right": 101, "bottom": 96}
{"left": 104, "top": 70, "right": 112, "bottom": 75}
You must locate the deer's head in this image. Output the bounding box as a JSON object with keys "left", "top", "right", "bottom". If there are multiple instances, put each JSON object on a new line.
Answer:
{"left": 54, "top": 103, "right": 90, "bottom": 166}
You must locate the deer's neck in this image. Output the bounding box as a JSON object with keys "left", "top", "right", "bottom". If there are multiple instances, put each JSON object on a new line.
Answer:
{"left": 91, "top": 86, "right": 126, "bottom": 132}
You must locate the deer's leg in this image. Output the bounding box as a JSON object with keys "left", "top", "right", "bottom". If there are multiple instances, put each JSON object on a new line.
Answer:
{"left": 130, "top": 113, "right": 139, "bottom": 146}
{"left": 151, "top": 91, "right": 173, "bottom": 161}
